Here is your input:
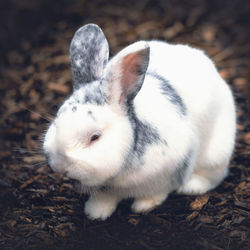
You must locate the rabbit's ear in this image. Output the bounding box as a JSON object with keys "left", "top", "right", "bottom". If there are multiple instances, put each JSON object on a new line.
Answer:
{"left": 70, "top": 24, "right": 109, "bottom": 88}
{"left": 104, "top": 42, "right": 150, "bottom": 107}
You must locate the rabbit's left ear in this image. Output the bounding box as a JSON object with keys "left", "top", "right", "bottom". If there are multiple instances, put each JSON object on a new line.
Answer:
{"left": 104, "top": 42, "right": 150, "bottom": 107}
{"left": 70, "top": 24, "right": 109, "bottom": 88}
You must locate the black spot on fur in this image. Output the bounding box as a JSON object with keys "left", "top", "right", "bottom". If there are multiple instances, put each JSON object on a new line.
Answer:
{"left": 147, "top": 72, "right": 187, "bottom": 116}
{"left": 87, "top": 110, "right": 96, "bottom": 121}
{"left": 72, "top": 106, "right": 77, "bottom": 112}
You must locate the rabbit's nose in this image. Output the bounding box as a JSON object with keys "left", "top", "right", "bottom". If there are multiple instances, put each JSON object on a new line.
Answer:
{"left": 45, "top": 152, "right": 68, "bottom": 174}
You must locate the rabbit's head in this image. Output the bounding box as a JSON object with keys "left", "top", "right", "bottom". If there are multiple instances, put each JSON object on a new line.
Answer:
{"left": 43, "top": 24, "right": 149, "bottom": 187}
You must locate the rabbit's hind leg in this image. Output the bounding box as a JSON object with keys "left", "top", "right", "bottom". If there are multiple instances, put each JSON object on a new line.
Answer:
{"left": 178, "top": 109, "right": 235, "bottom": 195}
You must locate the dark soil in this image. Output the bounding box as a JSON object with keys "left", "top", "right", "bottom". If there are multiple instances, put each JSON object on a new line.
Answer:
{"left": 0, "top": 0, "right": 249, "bottom": 249}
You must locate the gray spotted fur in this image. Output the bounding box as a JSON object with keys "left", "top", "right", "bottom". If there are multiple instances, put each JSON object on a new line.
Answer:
{"left": 56, "top": 81, "right": 106, "bottom": 117}
{"left": 70, "top": 24, "right": 109, "bottom": 88}
{"left": 70, "top": 81, "right": 107, "bottom": 106}
{"left": 147, "top": 72, "right": 187, "bottom": 116}
{"left": 127, "top": 103, "right": 167, "bottom": 160}
{"left": 170, "top": 149, "right": 193, "bottom": 189}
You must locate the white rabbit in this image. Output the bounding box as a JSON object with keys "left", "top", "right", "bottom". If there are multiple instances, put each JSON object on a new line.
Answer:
{"left": 43, "top": 24, "right": 236, "bottom": 220}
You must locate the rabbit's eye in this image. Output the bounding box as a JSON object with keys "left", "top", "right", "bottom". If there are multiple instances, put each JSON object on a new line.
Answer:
{"left": 90, "top": 133, "right": 100, "bottom": 142}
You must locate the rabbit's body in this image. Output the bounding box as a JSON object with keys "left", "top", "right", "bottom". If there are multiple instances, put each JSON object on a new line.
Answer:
{"left": 119, "top": 41, "right": 236, "bottom": 193}
{"left": 43, "top": 25, "right": 236, "bottom": 220}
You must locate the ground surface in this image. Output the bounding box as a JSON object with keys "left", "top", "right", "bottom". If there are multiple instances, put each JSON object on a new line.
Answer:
{"left": 0, "top": 0, "right": 249, "bottom": 249}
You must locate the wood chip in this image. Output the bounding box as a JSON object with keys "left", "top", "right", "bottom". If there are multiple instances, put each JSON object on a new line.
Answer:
{"left": 163, "top": 22, "right": 184, "bottom": 39}
{"left": 190, "top": 195, "right": 209, "bottom": 210}
{"left": 23, "top": 155, "right": 46, "bottom": 164}
{"left": 234, "top": 77, "right": 248, "bottom": 88}
{"left": 20, "top": 175, "right": 41, "bottom": 189}
{"left": 186, "top": 211, "right": 199, "bottom": 221}
{"left": 47, "top": 82, "right": 70, "bottom": 94}
{"left": 243, "top": 133, "right": 250, "bottom": 144}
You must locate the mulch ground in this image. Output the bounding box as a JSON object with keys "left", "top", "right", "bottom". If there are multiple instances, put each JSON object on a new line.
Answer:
{"left": 0, "top": 0, "right": 249, "bottom": 249}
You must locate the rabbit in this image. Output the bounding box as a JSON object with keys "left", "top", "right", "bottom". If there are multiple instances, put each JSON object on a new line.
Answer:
{"left": 43, "top": 23, "right": 236, "bottom": 220}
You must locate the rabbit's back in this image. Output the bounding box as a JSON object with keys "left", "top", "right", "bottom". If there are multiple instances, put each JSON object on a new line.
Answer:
{"left": 135, "top": 40, "right": 235, "bottom": 148}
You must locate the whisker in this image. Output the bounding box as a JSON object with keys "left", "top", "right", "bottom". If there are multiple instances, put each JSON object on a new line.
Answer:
{"left": 13, "top": 148, "right": 46, "bottom": 164}
{"left": 11, "top": 147, "right": 40, "bottom": 154}
{"left": 22, "top": 161, "right": 48, "bottom": 168}
{"left": 24, "top": 107, "right": 53, "bottom": 122}
{"left": 31, "top": 161, "right": 47, "bottom": 167}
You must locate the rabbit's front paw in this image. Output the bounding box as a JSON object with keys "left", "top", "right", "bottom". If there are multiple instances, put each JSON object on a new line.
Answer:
{"left": 131, "top": 193, "right": 167, "bottom": 213}
{"left": 84, "top": 193, "right": 120, "bottom": 220}
{"left": 177, "top": 174, "right": 212, "bottom": 194}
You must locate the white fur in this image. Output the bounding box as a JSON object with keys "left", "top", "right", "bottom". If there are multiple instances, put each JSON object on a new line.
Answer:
{"left": 44, "top": 38, "right": 236, "bottom": 220}
{"left": 84, "top": 192, "right": 121, "bottom": 220}
{"left": 44, "top": 103, "right": 133, "bottom": 186}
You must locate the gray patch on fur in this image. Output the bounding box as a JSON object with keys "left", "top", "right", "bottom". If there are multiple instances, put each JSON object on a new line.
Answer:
{"left": 127, "top": 104, "right": 167, "bottom": 160}
{"left": 147, "top": 72, "right": 187, "bottom": 116}
{"left": 71, "top": 81, "right": 107, "bottom": 105}
{"left": 70, "top": 24, "right": 109, "bottom": 89}
{"left": 56, "top": 81, "right": 106, "bottom": 118}
{"left": 171, "top": 149, "right": 193, "bottom": 188}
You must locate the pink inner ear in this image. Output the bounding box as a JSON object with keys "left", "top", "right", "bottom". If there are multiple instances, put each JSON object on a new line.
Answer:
{"left": 120, "top": 50, "right": 144, "bottom": 94}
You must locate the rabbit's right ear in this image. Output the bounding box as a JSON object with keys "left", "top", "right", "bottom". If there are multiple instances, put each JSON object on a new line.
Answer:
{"left": 103, "top": 42, "right": 150, "bottom": 109}
{"left": 70, "top": 24, "right": 109, "bottom": 88}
